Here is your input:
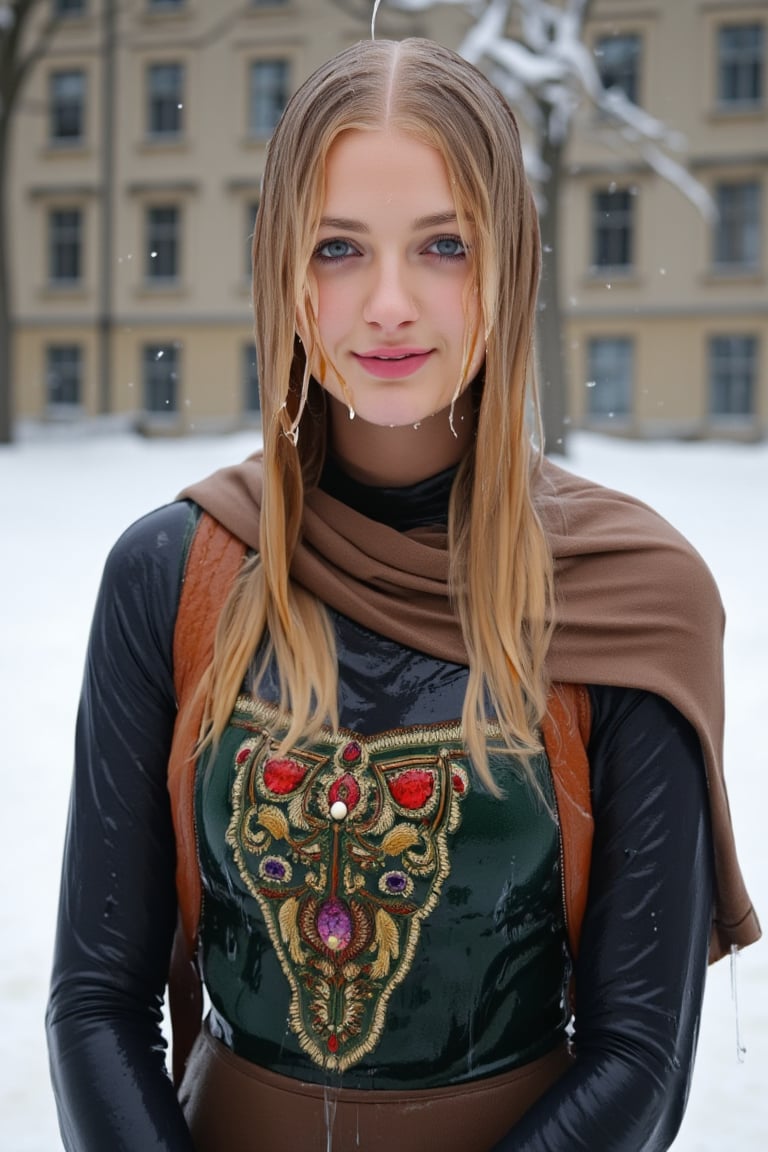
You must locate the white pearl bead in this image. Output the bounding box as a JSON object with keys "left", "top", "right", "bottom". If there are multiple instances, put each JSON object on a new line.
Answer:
{"left": 330, "top": 800, "right": 348, "bottom": 821}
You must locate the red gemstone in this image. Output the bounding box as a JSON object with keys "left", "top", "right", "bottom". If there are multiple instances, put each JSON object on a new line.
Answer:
{"left": 452, "top": 773, "right": 466, "bottom": 794}
{"left": 328, "top": 773, "right": 361, "bottom": 813}
{"left": 327, "top": 1034, "right": 339, "bottom": 1053}
{"left": 342, "top": 741, "right": 361, "bottom": 764}
{"left": 263, "top": 758, "right": 308, "bottom": 794}
{"left": 388, "top": 769, "right": 435, "bottom": 810}
{"left": 236, "top": 747, "right": 251, "bottom": 765}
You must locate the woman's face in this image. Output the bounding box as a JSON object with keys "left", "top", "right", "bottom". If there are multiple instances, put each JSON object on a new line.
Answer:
{"left": 305, "top": 128, "right": 484, "bottom": 430}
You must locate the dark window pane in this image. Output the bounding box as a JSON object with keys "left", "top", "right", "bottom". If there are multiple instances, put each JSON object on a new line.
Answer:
{"left": 714, "top": 182, "right": 761, "bottom": 266}
{"left": 245, "top": 200, "right": 259, "bottom": 277}
{"left": 595, "top": 34, "right": 641, "bottom": 104}
{"left": 146, "top": 206, "right": 179, "bottom": 279}
{"left": 55, "top": 0, "right": 86, "bottom": 14}
{"left": 709, "top": 336, "right": 757, "bottom": 416}
{"left": 243, "top": 343, "right": 260, "bottom": 413}
{"left": 49, "top": 209, "right": 82, "bottom": 282}
{"left": 249, "top": 60, "right": 289, "bottom": 136}
{"left": 718, "top": 24, "right": 764, "bottom": 104}
{"left": 50, "top": 71, "right": 85, "bottom": 142}
{"left": 587, "top": 338, "right": 633, "bottom": 417}
{"left": 143, "top": 344, "right": 179, "bottom": 412}
{"left": 147, "top": 63, "right": 184, "bottom": 136}
{"left": 47, "top": 345, "right": 82, "bottom": 406}
{"left": 592, "top": 189, "right": 634, "bottom": 268}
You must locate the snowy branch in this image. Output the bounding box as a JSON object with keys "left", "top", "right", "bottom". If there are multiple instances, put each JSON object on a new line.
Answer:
{"left": 383, "top": 0, "right": 713, "bottom": 219}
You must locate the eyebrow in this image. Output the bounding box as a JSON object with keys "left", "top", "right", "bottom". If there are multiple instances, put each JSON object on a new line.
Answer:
{"left": 318, "top": 210, "right": 459, "bottom": 233}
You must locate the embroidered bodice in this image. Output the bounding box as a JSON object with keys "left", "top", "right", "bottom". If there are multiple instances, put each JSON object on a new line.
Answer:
{"left": 195, "top": 628, "right": 568, "bottom": 1087}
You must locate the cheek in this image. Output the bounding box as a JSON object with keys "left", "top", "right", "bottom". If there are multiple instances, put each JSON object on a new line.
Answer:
{"left": 313, "top": 274, "right": 352, "bottom": 347}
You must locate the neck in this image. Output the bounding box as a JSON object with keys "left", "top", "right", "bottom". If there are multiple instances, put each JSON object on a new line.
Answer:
{"left": 326, "top": 390, "right": 475, "bottom": 486}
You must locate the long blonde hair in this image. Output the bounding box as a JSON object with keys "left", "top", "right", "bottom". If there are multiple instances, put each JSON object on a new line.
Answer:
{"left": 204, "top": 38, "right": 553, "bottom": 792}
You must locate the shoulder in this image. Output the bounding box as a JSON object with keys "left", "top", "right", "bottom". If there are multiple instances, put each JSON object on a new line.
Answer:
{"left": 535, "top": 457, "right": 722, "bottom": 616}
{"left": 99, "top": 500, "right": 201, "bottom": 616}
{"left": 106, "top": 500, "right": 198, "bottom": 566}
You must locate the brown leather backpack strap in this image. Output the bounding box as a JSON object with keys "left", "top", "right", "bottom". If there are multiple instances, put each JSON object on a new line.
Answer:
{"left": 168, "top": 512, "right": 247, "bottom": 1085}
{"left": 541, "top": 683, "right": 593, "bottom": 962}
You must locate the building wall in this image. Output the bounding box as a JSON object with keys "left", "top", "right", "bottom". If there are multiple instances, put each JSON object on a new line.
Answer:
{"left": 9, "top": 0, "right": 768, "bottom": 438}
{"left": 565, "top": 0, "right": 768, "bottom": 438}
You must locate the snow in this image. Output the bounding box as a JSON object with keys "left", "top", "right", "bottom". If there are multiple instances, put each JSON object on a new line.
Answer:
{"left": 1, "top": 426, "right": 766, "bottom": 1150}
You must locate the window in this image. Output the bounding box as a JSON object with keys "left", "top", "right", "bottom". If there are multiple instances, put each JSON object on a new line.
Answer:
{"left": 54, "top": 0, "right": 86, "bottom": 14}
{"left": 147, "top": 63, "right": 184, "bottom": 137}
{"left": 243, "top": 343, "right": 260, "bottom": 414}
{"left": 714, "top": 181, "right": 761, "bottom": 268}
{"left": 146, "top": 206, "right": 180, "bottom": 281}
{"left": 249, "top": 60, "right": 289, "bottom": 137}
{"left": 49, "top": 70, "right": 86, "bottom": 143}
{"left": 143, "top": 344, "right": 179, "bottom": 412}
{"left": 586, "top": 338, "right": 633, "bottom": 418}
{"left": 591, "top": 188, "right": 634, "bottom": 269}
{"left": 718, "top": 24, "right": 764, "bottom": 106}
{"left": 46, "top": 346, "right": 82, "bottom": 409}
{"left": 48, "top": 209, "right": 82, "bottom": 283}
{"left": 148, "top": 0, "right": 185, "bottom": 9}
{"left": 595, "top": 33, "right": 641, "bottom": 104}
{"left": 245, "top": 200, "right": 259, "bottom": 277}
{"left": 709, "top": 336, "right": 757, "bottom": 418}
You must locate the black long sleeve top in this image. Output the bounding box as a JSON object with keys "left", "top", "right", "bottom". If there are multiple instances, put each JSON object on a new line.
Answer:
{"left": 47, "top": 468, "right": 714, "bottom": 1151}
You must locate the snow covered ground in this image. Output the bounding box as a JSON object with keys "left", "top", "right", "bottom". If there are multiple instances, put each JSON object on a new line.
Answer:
{"left": 0, "top": 426, "right": 765, "bottom": 1151}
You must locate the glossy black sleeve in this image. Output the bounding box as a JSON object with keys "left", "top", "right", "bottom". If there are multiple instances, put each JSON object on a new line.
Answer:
{"left": 492, "top": 686, "right": 715, "bottom": 1152}
{"left": 46, "top": 502, "right": 198, "bottom": 1152}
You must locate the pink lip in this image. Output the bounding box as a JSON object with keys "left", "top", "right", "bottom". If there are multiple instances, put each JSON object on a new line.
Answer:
{"left": 353, "top": 348, "right": 434, "bottom": 379}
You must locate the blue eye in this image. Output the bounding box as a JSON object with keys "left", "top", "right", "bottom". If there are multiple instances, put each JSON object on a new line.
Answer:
{"left": 426, "top": 235, "right": 466, "bottom": 260}
{"left": 314, "top": 238, "right": 357, "bottom": 262}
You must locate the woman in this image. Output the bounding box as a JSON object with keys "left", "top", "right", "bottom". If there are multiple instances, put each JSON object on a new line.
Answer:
{"left": 46, "top": 38, "right": 759, "bottom": 1152}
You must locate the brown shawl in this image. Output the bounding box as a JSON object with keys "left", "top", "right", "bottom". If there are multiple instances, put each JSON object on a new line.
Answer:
{"left": 180, "top": 453, "right": 760, "bottom": 962}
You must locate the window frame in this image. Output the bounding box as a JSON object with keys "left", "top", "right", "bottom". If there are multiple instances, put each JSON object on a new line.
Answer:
{"left": 594, "top": 32, "right": 642, "bottom": 105}
{"left": 244, "top": 199, "right": 259, "bottom": 279}
{"left": 49, "top": 69, "right": 86, "bottom": 145}
{"left": 591, "top": 187, "right": 635, "bottom": 271}
{"left": 586, "top": 336, "right": 634, "bottom": 422}
{"left": 713, "top": 180, "right": 761, "bottom": 270}
{"left": 142, "top": 343, "right": 180, "bottom": 415}
{"left": 54, "top": 0, "right": 87, "bottom": 15}
{"left": 717, "top": 23, "right": 764, "bottom": 108}
{"left": 46, "top": 344, "right": 83, "bottom": 413}
{"left": 48, "top": 207, "right": 83, "bottom": 285}
{"left": 242, "top": 342, "right": 261, "bottom": 416}
{"left": 145, "top": 204, "right": 181, "bottom": 283}
{"left": 248, "top": 58, "right": 289, "bottom": 138}
{"left": 146, "top": 61, "right": 185, "bottom": 139}
{"left": 708, "top": 334, "right": 758, "bottom": 420}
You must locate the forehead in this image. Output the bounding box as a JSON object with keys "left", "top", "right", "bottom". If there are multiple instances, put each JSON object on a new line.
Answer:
{"left": 321, "top": 128, "right": 456, "bottom": 219}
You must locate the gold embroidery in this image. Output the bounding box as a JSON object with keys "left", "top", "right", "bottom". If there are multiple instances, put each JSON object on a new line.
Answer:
{"left": 225, "top": 696, "right": 474, "bottom": 1071}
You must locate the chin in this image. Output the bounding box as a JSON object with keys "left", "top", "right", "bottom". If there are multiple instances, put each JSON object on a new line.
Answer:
{"left": 352, "top": 394, "right": 455, "bottom": 431}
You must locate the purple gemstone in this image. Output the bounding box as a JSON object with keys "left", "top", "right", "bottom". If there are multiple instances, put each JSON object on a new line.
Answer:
{"left": 260, "top": 855, "right": 291, "bottom": 884}
{"left": 316, "top": 898, "right": 352, "bottom": 952}
{"left": 384, "top": 872, "right": 407, "bottom": 893}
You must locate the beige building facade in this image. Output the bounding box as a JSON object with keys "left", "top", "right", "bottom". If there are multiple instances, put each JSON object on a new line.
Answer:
{"left": 8, "top": 0, "right": 768, "bottom": 438}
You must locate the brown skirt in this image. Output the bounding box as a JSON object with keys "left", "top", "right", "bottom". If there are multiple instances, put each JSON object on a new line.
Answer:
{"left": 178, "top": 1023, "right": 573, "bottom": 1152}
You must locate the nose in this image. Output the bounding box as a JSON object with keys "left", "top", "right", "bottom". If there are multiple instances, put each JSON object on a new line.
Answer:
{"left": 362, "top": 255, "right": 419, "bottom": 330}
